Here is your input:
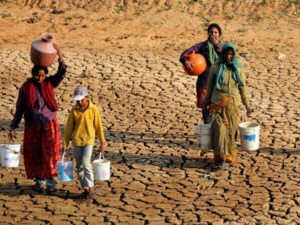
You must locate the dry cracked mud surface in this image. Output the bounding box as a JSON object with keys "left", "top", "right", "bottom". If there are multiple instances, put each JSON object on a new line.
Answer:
{"left": 0, "top": 48, "right": 299, "bottom": 224}
{"left": 0, "top": 0, "right": 300, "bottom": 224}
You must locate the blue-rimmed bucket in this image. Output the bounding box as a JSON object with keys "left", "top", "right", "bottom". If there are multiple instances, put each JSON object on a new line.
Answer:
{"left": 239, "top": 122, "right": 260, "bottom": 151}
{"left": 57, "top": 153, "right": 73, "bottom": 181}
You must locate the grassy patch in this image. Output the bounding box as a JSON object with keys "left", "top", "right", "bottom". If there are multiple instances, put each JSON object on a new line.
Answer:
{"left": 157, "top": 8, "right": 171, "bottom": 13}
{"left": 13, "top": 41, "right": 28, "bottom": 45}
{"left": 237, "top": 27, "right": 248, "bottom": 32}
{"left": 189, "top": 0, "right": 203, "bottom": 4}
{"left": 290, "top": 0, "right": 300, "bottom": 4}
{"left": 115, "top": 6, "right": 124, "bottom": 13}
{"left": 224, "top": 12, "right": 235, "bottom": 19}
{"left": 202, "top": 17, "right": 209, "bottom": 22}
{"left": 189, "top": 0, "right": 198, "bottom": 4}
{"left": 247, "top": 14, "right": 262, "bottom": 22}
{"left": 136, "top": 9, "right": 144, "bottom": 15}
{"left": 262, "top": 0, "right": 269, "bottom": 4}
{"left": 0, "top": 12, "right": 11, "bottom": 18}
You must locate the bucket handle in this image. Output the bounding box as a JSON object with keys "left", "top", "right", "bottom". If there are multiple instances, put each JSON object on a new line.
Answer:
{"left": 0, "top": 143, "right": 19, "bottom": 154}
{"left": 61, "top": 153, "right": 65, "bottom": 163}
{"left": 99, "top": 153, "right": 105, "bottom": 160}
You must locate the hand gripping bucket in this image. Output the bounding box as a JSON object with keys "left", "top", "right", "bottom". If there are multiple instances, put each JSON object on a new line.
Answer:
{"left": 57, "top": 153, "right": 73, "bottom": 181}
{"left": 239, "top": 122, "right": 260, "bottom": 151}
{"left": 0, "top": 144, "right": 21, "bottom": 167}
{"left": 195, "top": 124, "right": 212, "bottom": 150}
{"left": 93, "top": 153, "right": 110, "bottom": 181}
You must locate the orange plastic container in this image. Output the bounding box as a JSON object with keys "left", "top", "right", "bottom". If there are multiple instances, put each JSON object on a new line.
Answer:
{"left": 183, "top": 51, "right": 207, "bottom": 76}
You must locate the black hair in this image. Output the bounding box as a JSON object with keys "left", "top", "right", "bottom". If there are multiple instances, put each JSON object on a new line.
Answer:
{"left": 207, "top": 23, "right": 222, "bottom": 36}
{"left": 223, "top": 47, "right": 234, "bottom": 55}
{"left": 222, "top": 47, "right": 235, "bottom": 62}
{"left": 31, "top": 66, "right": 48, "bottom": 76}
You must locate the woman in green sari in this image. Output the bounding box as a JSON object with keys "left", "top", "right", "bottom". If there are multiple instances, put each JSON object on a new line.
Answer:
{"left": 204, "top": 43, "right": 251, "bottom": 169}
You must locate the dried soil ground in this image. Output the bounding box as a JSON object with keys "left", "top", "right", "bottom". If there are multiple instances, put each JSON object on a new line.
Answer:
{"left": 0, "top": 1, "right": 299, "bottom": 224}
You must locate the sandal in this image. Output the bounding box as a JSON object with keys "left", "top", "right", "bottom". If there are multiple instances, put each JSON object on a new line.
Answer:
{"left": 86, "top": 187, "right": 97, "bottom": 199}
{"left": 76, "top": 190, "right": 89, "bottom": 199}
{"left": 32, "top": 182, "right": 43, "bottom": 192}
{"left": 45, "top": 178, "right": 57, "bottom": 194}
{"left": 218, "top": 162, "right": 232, "bottom": 170}
{"left": 46, "top": 185, "right": 57, "bottom": 194}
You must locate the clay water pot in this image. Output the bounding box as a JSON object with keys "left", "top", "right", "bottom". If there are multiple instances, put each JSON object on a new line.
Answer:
{"left": 183, "top": 51, "right": 207, "bottom": 76}
{"left": 30, "top": 34, "right": 57, "bottom": 67}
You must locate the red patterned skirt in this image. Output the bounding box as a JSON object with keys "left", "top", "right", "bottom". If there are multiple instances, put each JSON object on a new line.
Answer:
{"left": 23, "top": 117, "right": 61, "bottom": 179}
{"left": 196, "top": 87, "right": 207, "bottom": 108}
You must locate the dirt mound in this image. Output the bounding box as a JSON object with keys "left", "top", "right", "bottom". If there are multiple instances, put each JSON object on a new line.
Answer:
{"left": 0, "top": 0, "right": 299, "bottom": 56}
{"left": 5, "top": 0, "right": 300, "bottom": 16}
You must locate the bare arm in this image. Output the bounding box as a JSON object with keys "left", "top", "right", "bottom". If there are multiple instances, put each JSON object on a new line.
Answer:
{"left": 47, "top": 44, "right": 67, "bottom": 88}
{"left": 238, "top": 68, "right": 251, "bottom": 116}
{"left": 179, "top": 41, "right": 206, "bottom": 64}
{"left": 9, "top": 87, "right": 26, "bottom": 141}
{"left": 94, "top": 107, "right": 106, "bottom": 152}
{"left": 63, "top": 108, "right": 75, "bottom": 151}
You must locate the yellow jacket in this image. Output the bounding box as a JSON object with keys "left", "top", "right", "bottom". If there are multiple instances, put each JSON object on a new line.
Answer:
{"left": 205, "top": 63, "right": 249, "bottom": 107}
{"left": 63, "top": 101, "right": 105, "bottom": 148}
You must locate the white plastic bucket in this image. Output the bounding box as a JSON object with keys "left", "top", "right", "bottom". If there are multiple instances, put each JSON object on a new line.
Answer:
{"left": 57, "top": 153, "right": 73, "bottom": 181}
{"left": 93, "top": 153, "right": 110, "bottom": 181}
{"left": 239, "top": 122, "right": 260, "bottom": 151}
{"left": 195, "top": 124, "right": 212, "bottom": 150}
{"left": 0, "top": 144, "right": 21, "bottom": 167}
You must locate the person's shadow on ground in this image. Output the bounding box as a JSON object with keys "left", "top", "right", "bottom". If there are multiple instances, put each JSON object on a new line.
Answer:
{"left": 0, "top": 180, "right": 100, "bottom": 204}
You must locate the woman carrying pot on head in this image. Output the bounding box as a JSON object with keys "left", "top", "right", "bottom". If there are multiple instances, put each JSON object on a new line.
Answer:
{"left": 204, "top": 43, "right": 251, "bottom": 170}
{"left": 180, "top": 23, "right": 223, "bottom": 123}
{"left": 8, "top": 44, "right": 67, "bottom": 192}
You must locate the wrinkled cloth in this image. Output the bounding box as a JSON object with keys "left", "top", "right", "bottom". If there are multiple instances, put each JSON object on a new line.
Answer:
{"left": 63, "top": 101, "right": 106, "bottom": 149}
{"left": 74, "top": 145, "right": 94, "bottom": 189}
{"left": 180, "top": 40, "right": 223, "bottom": 89}
{"left": 207, "top": 39, "right": 224, "bottom": 65}
{"left": 23, "top": 117, "right": 61, "bottom": 179}
{"left": 210, "top": 96, "right": 239, "bottom": 164}
{"left": 196, "top": 87, "right": 207, "bottom": 108}
{"left": 197, "top": 87, "right": 211, "bottom": 123}
{"left": 11, "top": 60, "right": 66, "bottom": 129}
{"left": 204, "top": 61, "right": 249, "bottom": 108}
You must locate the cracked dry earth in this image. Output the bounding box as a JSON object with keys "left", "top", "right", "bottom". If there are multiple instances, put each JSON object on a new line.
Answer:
{"left": 0, "top": 48, "right": 299, "bottom": 225}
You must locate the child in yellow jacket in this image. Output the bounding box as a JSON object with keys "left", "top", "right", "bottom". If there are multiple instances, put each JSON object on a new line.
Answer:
{"left": 63, "top": 86, "right": 105, "bottom": 199}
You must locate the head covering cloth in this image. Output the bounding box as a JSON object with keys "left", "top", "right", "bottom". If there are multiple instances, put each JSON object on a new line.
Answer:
{"left": 215, "top": 43, "right": 244, "bottom": 90}
{"left": 207, "top": 23, "right": 223, "bottom": 65}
